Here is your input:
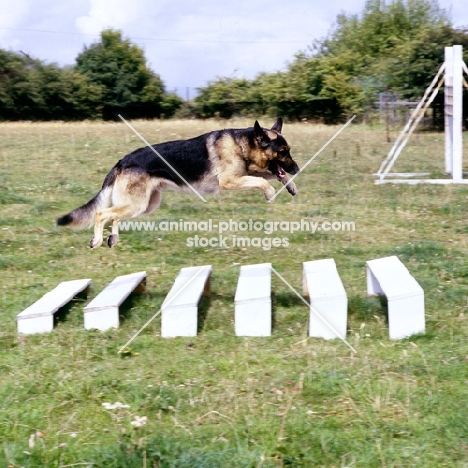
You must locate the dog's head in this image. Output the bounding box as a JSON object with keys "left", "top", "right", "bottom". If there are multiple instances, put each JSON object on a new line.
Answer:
{"left": 254, "top": 118, "right": 300, "bottom": 180}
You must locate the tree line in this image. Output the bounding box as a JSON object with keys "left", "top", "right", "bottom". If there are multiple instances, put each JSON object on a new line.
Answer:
{"left": 0, "top": 30, "right": 183, "bottom": 121}
{"left": 193, "top": 0, "right": 468, "bottom": 123}
{"left": 1, "top": 0, "right": 468, "bottom": 122}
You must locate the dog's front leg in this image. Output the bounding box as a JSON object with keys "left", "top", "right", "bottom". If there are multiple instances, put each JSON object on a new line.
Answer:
{"left": 280, "top": 174, "right": 297, "bottom": 196}
{"left": 219, "top": 175, "right": 276, "bottom": 201}
{"left": 254, "top": 171, "right": 298, "bottom": 197}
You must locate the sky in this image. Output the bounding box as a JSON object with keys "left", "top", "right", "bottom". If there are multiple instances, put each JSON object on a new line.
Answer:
{"left": 0, "top": 0, "right": 467, "bottom": 98}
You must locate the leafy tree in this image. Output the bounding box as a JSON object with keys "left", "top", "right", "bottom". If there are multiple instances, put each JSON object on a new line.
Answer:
{"left": 313, "top": 0, "right": 455, "bottom": 112}
{"left": 75, "top": 29, "right": 173, "bottom": 120}
{"left": 194, "top": 0, "right": 466, "bottom": 121}
{"left": 0, "top": 50, "right": 40, "bottom": 119}
{"left": 0, "top": 50, "right": 101, "bottom": 120}
{"left": 160, "top": 92, "right": 184, "bottom": 118}
{"left": 193, "top": 77, "right": 252, "bottom": 118}
{"left": 0, "top": 30, "right": 181, "bottom": 121}
{"left": 321, "top": 0, "right": 449, "bottom": 58}
{"left": 193, "top": 59, "right": 341, "bottom": 122}
{"left": 384, "top": 25, "right": 468, "bottom": 97}
{"left": 32, "top": 63, "right": 102, "bottom": 120}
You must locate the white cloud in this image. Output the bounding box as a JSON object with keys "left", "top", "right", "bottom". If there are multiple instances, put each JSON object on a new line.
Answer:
{"left": 76, "top": 0, "right": 145, "bottom": 35}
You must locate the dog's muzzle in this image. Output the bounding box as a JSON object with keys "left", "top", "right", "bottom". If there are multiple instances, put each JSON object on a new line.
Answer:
{"left": 288, "top": 163, "right": 300, "bottom": 175}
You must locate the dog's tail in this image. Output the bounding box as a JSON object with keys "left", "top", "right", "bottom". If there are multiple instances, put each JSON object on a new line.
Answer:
{"left": 56, "top": 167, "right": 118, "bottom": 229}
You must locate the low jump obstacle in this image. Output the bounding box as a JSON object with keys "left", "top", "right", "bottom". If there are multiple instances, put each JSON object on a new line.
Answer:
{"left": 302, "top": 259, "right": 347, "bottom": 340}
{"left": 235, "top": 263, "right": 272, "bottom": 337}
{"left": 84, "top": 272, "right": 147, "bottom": 331}
{"left": 376, "top": 45, "right": 468, "bottom": 184}
{"left": 16, "top": 279, "right": 91, "bottom": 334}
{"left": 366, "top": 256, "right": 425, "bottom": 340}
{"left": 161, "top": 265, "right": 212, "bottom": 337}
{"left": 16, "top": 257, "right": 425, "bottom": 341}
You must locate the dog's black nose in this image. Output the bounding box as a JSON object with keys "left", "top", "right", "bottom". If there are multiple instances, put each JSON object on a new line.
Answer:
{"left": 289, "top": 164, "right": 300, "bottom": 175}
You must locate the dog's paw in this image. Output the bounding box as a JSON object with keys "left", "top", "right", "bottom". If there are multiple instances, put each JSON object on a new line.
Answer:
{"left": 89, "top": 237, "right": 103, "bottom": 249}
{"left": 264, "top": 185, "right": 276, "bottom": 202}
{"left": 107, "top": 234, "right": 119, "bottom": 248}
{"left": 285, "top": 181, "right": 298, "bottom": 196}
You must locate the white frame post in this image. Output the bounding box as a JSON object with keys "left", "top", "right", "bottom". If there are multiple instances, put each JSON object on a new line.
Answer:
{"left": 445, "top": 46, "right": 453, "bottom": 174}
{"left": 452, "top": 45, "right": 464, "bottom": 181}
{"left": 376, "top": 45, "right": 467, "bottom": 185}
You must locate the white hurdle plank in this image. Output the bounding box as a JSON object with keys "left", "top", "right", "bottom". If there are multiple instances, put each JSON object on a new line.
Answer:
{"left": 17, "top": 279, "right": 92, "bottom": 334}
{"left": 83, "top": 271, "right": 146, "bottom": 331}
{"left": 235, "top": 263, "right": 272, "bottom": 337}
{"left": 303, "top": 259, "right": 347, "bottom": 340}
{"left": 366, "top": 256, "right": 425, "bottom": 340}
{"left": 161, "top": 265, "right": 212, "bottom": 337}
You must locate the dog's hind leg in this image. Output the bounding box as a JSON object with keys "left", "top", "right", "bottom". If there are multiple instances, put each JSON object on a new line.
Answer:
{"left": 142, "top": 189, "right": 162, "bottom": 215}
{"left": 106, "top": 190, "right": 161, "bottom": 248}
{"left": 107, "top": 219, "right": 120, "bottom": 248}
{"left": 89, "top": 173, "right": 155, "bottom": 249}
{"left": 91, "top": 202, "right": 150, "bottom": 248}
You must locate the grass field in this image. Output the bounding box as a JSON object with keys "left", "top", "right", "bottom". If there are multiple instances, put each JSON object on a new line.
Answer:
{"left": 1, "top": 118, "right": 468, "bottom": 467}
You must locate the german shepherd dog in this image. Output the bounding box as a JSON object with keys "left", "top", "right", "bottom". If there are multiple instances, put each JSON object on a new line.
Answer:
{"left": 56, "top": 118, "right": 300, "bottom": 248}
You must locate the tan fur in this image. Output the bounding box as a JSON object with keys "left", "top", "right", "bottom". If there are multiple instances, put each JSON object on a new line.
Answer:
{"left": 212, "top": 133, "right": 277, "bottom": 200}
{"left": 90, "top": 173, "right": 159, "bottom": 248}
{"left": 265, "top": 130, "right": 279, "bottom": 140}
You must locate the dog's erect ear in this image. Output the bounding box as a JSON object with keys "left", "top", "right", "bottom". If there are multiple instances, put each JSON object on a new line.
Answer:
{"left": 254, "top": 120, "right": 271, "bottom": 146}
{"left": 271, "top": 117, "right": 283, "bottom": 134}
{"left": 254, "top": 120, "right": 265, "bottom": 138}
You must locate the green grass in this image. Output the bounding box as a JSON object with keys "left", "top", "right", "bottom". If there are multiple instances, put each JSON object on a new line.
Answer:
{"left": 1, "top": 119, "right": 468, "bottom": 467}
